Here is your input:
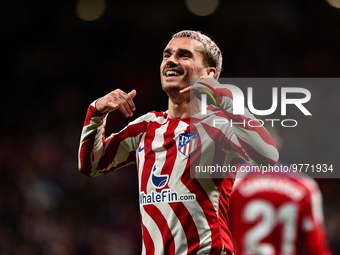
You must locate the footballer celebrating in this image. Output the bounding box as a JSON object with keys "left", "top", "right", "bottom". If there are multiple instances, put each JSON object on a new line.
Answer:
{"left": 78, "top": 30, "right": 278, "bottom": 254}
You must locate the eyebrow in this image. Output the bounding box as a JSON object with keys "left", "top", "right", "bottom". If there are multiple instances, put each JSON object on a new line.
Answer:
{"left": 163, "top": 47, "right": 194, "bottom": 56}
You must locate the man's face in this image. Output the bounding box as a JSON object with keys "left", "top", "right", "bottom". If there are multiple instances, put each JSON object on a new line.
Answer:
{"left": 160, "top": 37, "right": 208, "bottom": 93}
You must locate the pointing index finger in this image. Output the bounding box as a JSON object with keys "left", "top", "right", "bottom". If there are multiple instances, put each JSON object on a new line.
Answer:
{"left": 179, "top": 87, "right": 191, "bottom": 94}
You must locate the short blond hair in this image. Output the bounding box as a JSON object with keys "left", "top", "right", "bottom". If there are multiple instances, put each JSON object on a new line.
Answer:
{"left": 173, "top": 30, "right": 222, "bottom": 78}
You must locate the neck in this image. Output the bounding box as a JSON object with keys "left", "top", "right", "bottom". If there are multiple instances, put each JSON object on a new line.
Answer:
{"left": 167, "top": 92, "right": 201, "bottom": 119}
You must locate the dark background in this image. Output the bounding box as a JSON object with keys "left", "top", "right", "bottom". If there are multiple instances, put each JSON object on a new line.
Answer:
{"left": 1, "top": 0, "right": 340, "bottom": 254}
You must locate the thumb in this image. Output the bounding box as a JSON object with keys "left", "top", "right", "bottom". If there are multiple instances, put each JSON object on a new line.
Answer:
{"left": 128, "top": 89, "right": 137, "bottom": 99}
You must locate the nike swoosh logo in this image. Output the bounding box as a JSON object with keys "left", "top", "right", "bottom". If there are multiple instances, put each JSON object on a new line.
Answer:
{"left": 138, "top": 144, "right": 150, "bottom": 152}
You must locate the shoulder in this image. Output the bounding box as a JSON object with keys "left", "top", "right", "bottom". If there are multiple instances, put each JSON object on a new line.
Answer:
{"left": 284, "top": 171, "right": 320, "bottom": 194}
{"left": 124, "top": 111, "right": 169, "bottom": 134}
{"left": 129, "top": 111, "right": 168, "bottom": 125}
{"left": 120, "top": 111, "right": 168, "bottom": 137}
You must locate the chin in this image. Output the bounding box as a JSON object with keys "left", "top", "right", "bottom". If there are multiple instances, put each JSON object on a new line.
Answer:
{"left": 162, "top": 84, "right": 180, "bottom": 93}
{"left": 161, "top": 80, "right": 180, "bottom": 91}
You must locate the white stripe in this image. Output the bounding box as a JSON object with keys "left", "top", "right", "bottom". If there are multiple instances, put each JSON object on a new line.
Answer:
{"left": 195, "top": 123, "right": 220, "bottom": 214}
{"left": 138, "top": 132, "right": 148, "bottom": 189}
{"left": 233, "top": 125, "right": 278, "bottom": 161}
{"left": 194, "top": 105, "right": 278, "bottom": 163}
{"left": 103, "top": 136, "right": 136, "bottom": 170}
{"left": 141, "top": 236, "right": 146, "bottom": 255}
{"left": 89, "top": 116, "right": 107, "bottom": 176}
{"left": 157, "top": 203, "right": 188, "bottom": 254}
{"left": 219, "top": 94, "right": 255, "bottom": 119}
{"left": 185, "top": 142, "right": 189, "bottom": 155}
{"left": 137, "top": 114, "right": 168, "bottom": 191}
{"left": 147, "top": 122, "right": 169, "bottom": 193}
{"left": 171, "top": 121, "right": 213, "bottom": 253}
{"left": 142, "top": 210, "right": 163, "bottom": 255}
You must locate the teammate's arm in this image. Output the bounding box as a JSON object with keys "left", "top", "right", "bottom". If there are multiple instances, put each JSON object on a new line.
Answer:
{"left": 302, "top": 178, "right": 332, "bottom": 255}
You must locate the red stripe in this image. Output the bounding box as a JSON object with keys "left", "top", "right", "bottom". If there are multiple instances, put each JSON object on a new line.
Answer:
{"left": 188, "top": 125, "right": 234, "bottom": 253}
{"left": 200, "top": 112, "right": 277, "bottom": 165}
{"left": 199, "top": 122, "right": 232, "bottom": 179}
{"left": 144, "top": 205, "right": 175, "bottom": 255}
{"left": 228, "top": 139, "right": 250, "bottom": 162}
{"left": 84, "top": 104, "right": 105, "bottom": 126}
{"left": 141, "top": 219, "right": 155, "bottom": 255}
{"left": 183, "top": 151, "right": 223, "bottom": 253}
{"left": 85, "top": 112, "right": 150, "bottom": 173}
{"left": 79, "top": 105, "right": 104, "bottom": 175}
{"left": 169, "top": 203, "right": 200, "bottom": 255}
{"left": 238, "top": 138, "right": 277, "bottom": 165}
{"left": 216, "top": 88, "right": 233, "bottom": 100}
{"left": 97, "top": 125, "right": 134, "bottom": 171}
{"left": 158, "top": 119, "right": 179, "bottom": 191}
{"left": 141, "top": 121, "right": 161, "bottom": 193}
{"left": 215, "top": 110, "right": 276, "bottom": 147}
{"left": 215, "top": 177, "right": 235, "bottom": 255}
{"left": 151, "top": 110, "right": 168, "bottom": 118}
{"left": 128, "top": 119, "right": 150, "bottom": 138}
{"left": 186, "top": 177, "right": 222, "bottom": 253}
{"left": 79, "top": 132, "right": 97, "bottom": 175}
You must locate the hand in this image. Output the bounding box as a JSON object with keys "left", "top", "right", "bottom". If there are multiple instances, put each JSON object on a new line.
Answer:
{"left": 96, "top": 89, "right": 137, "bottom": 117}
{"left": 179, "top": 76, "right": 218, "bottom": 99}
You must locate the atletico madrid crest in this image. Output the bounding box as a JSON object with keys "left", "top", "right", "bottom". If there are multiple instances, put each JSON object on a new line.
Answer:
{"left": 178, "top": 133, "right": 198, "bottom": 156}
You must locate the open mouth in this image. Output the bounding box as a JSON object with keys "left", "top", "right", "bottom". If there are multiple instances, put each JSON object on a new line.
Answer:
{"left": 165, "top": 70, "right": 182, "bottom": 77}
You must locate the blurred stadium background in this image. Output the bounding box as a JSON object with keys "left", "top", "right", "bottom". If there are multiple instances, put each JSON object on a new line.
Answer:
{"left": 0, "top": 0, "right": 340, "bottom": 254}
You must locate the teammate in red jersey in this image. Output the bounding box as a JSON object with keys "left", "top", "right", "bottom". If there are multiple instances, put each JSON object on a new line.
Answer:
{"left": 229, "top": 127, "right": 332, "bottom": 255}
{"left": 78, "top": 30, "right": 279, "bottom": 254}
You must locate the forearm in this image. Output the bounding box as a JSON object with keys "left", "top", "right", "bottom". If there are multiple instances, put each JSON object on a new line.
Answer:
{"left": 78, "top": 101, "right": 108, "bottom": 177}
{"left": 219, "top": 89, "right": 279, "bottom": 166}
{"left": 304, "top": 228, "right": 332, "bottom": 255}
{"left": 78, "top": 97, "right": 146, "bottom": 177}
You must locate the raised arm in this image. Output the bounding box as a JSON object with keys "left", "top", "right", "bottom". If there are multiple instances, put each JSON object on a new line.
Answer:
{"left": 217, "top": 87, "right": 279, "bottom": 166}
{"left": 180, "top": 77, "right": 279, "bottom": 167}
{"left": 78, "top": 89, "right": 138, "bottom": 177}
{"left": 96, "top": 89, "right": 136, "bottom": 117}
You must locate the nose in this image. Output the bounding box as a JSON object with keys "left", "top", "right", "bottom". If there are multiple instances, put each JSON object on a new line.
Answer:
{"left": 165, "top": 53, "right": 179, "bottom": 67}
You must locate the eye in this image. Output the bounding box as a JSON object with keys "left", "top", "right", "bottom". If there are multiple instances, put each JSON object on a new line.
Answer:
{"left": 163, "top": 53, "right": 171, "bottom": 59}
{"left": 181, "top": 53, "right": 189, "bottom": 58}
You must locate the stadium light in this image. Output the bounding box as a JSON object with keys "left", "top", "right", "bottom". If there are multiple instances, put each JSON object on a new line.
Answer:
{"left": 76, "top": 0, "right": 106, "bottom": 21}
{"left": 185, "top": 0, "right": 220, "bottom": 16}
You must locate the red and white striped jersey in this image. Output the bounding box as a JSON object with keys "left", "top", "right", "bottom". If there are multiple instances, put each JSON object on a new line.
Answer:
{"left": 230, "top": 166, "right": 332, "bottom": 255}
{"left": 78, "top": 89, "right": 278, "bottom": 255}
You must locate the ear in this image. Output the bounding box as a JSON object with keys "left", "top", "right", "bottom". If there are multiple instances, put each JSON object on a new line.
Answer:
{"left": 206, "top": 67, "right": 216, "bottom": 78}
